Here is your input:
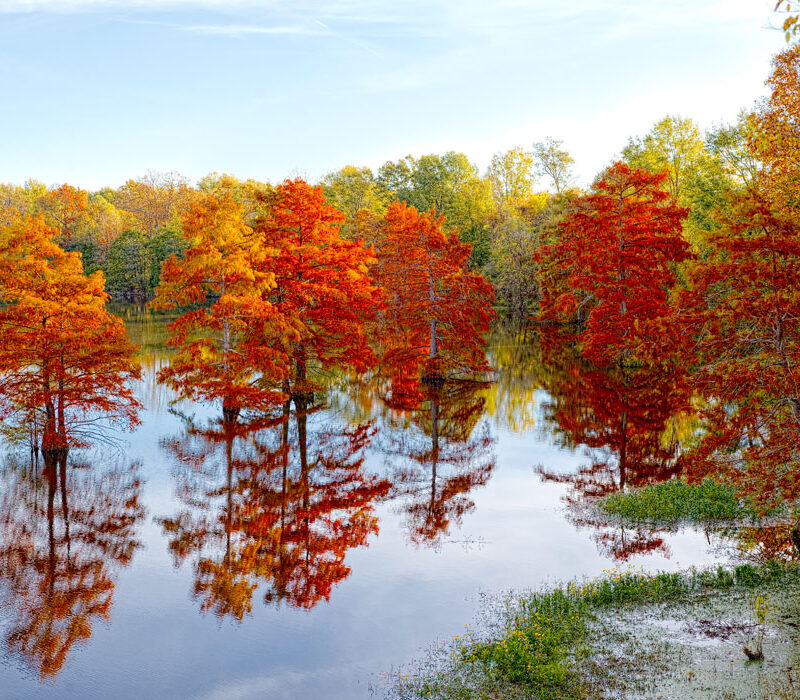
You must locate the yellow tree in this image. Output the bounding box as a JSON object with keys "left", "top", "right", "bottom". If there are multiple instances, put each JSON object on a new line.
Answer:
{"left": 486, "top": 147, "right": 536, "bottom": 205}
{"left": 752, "top": 45, "right": 800, "bottom": 215}
{"left": 151, "top": 179, "right": 280, "bottom": 418}
{"left": 114, "top": 170, "right": 191, "bottom": 235}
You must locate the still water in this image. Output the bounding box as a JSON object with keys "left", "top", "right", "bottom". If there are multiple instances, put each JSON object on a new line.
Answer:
{"left": 0, "top": 315, "right": 724, "bottom": 699}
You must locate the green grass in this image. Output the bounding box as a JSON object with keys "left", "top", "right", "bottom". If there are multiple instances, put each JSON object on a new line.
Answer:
{"left": 598, "top": 478, "right": 763, "bottom": 525}
{"left": 392, "top": 561, "right": 800, "bottom": 700}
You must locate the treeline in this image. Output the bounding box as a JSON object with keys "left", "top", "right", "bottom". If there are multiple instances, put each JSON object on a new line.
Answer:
{"left": 0, "top": 173, "right": 495, "bottom": 456}
{"left": 0, "top": 107, "right": 758, "bottom": 321}
{"left": 536, "top": 45, "right": 800, "bottom": 526}
{"left": 1, "top": 42, "right": 799, "bottom": 523}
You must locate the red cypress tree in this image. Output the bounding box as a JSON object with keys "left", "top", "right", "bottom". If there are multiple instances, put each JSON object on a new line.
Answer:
{"left": 541, "top": 162, "right": 690, "bottom": 365}
{"left": 253, "top": 178, "right": 383, "bottom": 395}
{"left": 377, "top": 201, "right": 495, "bottom": 382}
{"left": 681, "top": 192, "right": 800, "bottom": 512}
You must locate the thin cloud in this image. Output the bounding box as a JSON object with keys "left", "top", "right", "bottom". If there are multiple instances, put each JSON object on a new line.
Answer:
{"left": 181, "top": 23, "right": 319, "bottom": 36}
{"left": 0, "top": 0, "right": 271, "bottom": 11}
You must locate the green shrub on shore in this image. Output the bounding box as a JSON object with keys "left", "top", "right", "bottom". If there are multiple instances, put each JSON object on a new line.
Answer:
{"left": 598, "top": 478, "right": 763, "bottom": 525}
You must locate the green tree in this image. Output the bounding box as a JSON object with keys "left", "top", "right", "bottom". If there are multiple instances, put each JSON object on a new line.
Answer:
{"left": 144, "top": 224, "right": 187, "bottom": 298}
{"left": 320, "top": 165, "right": 385, "bottom": 238}
{"left": 533, "top": 137, "right": 574, "bottom": 194}
{"left": 61, "top": 235, "right": 100, "bottom": 276}
{"left": 622, "top": 116, "right": 724, "bottom": 253}
{"left": 706, "top": 113, "right": 761, "bottom": 188}
{"left": 377, "top": 152, "right": 494, "bottom": 268}
{"left": 105, "top": 229, "right": 150, "bottom": 303}
{"left": 486, "top": 147, "right": 536, "bottom": 205}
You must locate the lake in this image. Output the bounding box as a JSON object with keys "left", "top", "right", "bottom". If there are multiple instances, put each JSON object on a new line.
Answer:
{"left": 0, "top": 313, "right": 728, "bottom": 699}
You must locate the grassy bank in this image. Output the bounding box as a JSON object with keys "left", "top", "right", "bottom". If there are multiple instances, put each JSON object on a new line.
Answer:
{"left": 598, "top": 478, "right": 765, "bottom": 526}
{"left": 389, "top": 562, "right": 800, "bottom": 700}
{"left": 597, "top": 479, "right": 779, "bottom": 526}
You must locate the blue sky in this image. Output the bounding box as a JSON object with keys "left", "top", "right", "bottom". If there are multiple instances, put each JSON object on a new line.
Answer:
{"left": 0, "top": 0, "right": 789, "bottom": 190}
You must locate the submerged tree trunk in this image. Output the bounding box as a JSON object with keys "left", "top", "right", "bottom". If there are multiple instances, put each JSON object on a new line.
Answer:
{"left": 222, "top": 407, "right": 238, "bottom": 565}
{"left": 429, "top": 396, "right": 439, "bottom": 523}
{"left": 222, "top": 397, "right": 241, "bottom": 424}
{"left": 428, "top": 266, "right": 438, "bottom": 361}
{"left": 45, "top": 451, "right": 57, "bottom": 597}
{"left": 59, "top": 450, "right": 71, "bottom": 567}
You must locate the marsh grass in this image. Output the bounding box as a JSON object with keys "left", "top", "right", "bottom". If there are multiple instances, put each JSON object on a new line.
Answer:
{"left": 391, "top": 561, "right": 800, "bottom": 699}
{"left": 598, "top": 478, "right": 767, "bottom": 525}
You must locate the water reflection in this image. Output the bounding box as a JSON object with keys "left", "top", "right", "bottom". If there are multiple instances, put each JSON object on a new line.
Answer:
{"left": 157, "top": 398, "right": 391, "bottom": 617}
{"left": 0, "top": 310, "right": 742, "bottom": 694}
{"left": 723, "top": 524, "right": 799, "bottom": 564}
{"left": 0, "top": 452, "right": 143, "bottom": 678}
{"left": 536, "top": 329, "right": 692, "bottom": 560}
{"left": 484, "top": 326, "right": 540, "bottom": 433}
{"left": 380, "top": 376, "right": 496, "bottom": 547}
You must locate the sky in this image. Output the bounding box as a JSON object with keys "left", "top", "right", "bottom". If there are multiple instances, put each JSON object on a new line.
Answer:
{"left": 0, "top": 0, "right": 790, "bottom": 190}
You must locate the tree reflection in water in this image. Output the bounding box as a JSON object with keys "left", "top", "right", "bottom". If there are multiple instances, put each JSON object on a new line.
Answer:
{"left": 379, "top": 371, "right": 496, "bottom": 548}
{"left": 0, "top": 452, "right": 143, "bottom": 678}
{"left": 536, "top": 329, "right": 693, "bottom": 560}
{"left": 157, "top": 396, "right": 391, "bottom": 618}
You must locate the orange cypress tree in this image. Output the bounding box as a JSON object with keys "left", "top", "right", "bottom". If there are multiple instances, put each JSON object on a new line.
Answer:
{"left": 37, "top": 184, "right": 89, "bottom": 243}
{"left": 151, "top": 181, "right": 281, "bottom": 417}
{"left": 0, "top": 216, "right": 140, "bottom": 454}
{"left": 253, "top": 178, "right": 383, "bottom": 395}
{"left": 751, "top": 46, "right": 800, "bottom": 216}
{"left": 377, "top": 201, "right": 495, "bottom": 382}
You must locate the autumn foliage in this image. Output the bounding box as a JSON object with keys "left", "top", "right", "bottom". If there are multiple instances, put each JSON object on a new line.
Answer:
{"left": 253, "top": 178, "right": 383, "bottom": 394}
{"left": 158, "top": 400, "right": 390, "bottom": 616}
{"left": 682, "top": 189, "right": 800, "bottom": 510}
{"left": 751, "top": 45, "right": 800, "bottom": 216}
{"left": 540, "top": 162, "right": 690, "bottom": 365}
{"left": 38, "top": 184, "right": 89, "bottom": 243}
{"left": 0, "top": 216, "right": 140, "bottom": 453}
{"left": 377, "top": 201, "right": 495, "bottom": 381}
{"left": 670, "top": 48, "right": 800, "bottom": 516}
{"left": 384, "top": 378, "right": 495, "bottom": 546}
{"left": 151, "top": 180, "right": 279, "bottom": 416}
{"left": 0, "top": 457, "right": 143, "bottom": 678}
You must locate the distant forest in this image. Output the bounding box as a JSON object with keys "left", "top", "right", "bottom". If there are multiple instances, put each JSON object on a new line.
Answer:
{"left": 0, "top": 106, "right": 760, "bottom": 324}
